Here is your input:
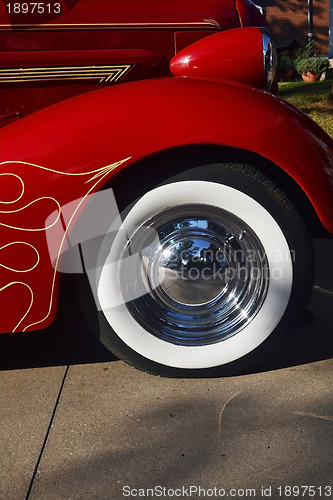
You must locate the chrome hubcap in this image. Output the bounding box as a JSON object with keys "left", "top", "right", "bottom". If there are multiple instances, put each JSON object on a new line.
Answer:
{"left": 157, "top": 236, "right": 228, "bottom": 306}
{"left": 119, "top": 204, "right": 269, "bottom": 346}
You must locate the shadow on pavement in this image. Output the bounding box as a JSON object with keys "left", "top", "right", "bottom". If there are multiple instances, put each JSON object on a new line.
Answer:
{"left": 0, "top": 274, "right": 116, "bottom": 370}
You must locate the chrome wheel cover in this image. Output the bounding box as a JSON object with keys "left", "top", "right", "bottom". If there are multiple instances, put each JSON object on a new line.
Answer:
{"left": 98, "top": 181, "right": 293, "bottom": 369}
{"left": 119, "top": 204, "right": 269, "bottom": 346}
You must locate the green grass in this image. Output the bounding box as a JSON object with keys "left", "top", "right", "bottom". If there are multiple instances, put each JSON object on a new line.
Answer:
{"left": 279, "top": 80, "right": 333, "bottom": 138}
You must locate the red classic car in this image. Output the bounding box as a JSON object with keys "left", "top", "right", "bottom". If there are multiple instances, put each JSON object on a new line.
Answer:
{"left": 0, "top": 0, "right": 332, "bottom": 376}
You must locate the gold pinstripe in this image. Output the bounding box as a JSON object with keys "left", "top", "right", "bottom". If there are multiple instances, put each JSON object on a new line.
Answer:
{"left": 0, "top": 64, "right": 132, "bottom": 83}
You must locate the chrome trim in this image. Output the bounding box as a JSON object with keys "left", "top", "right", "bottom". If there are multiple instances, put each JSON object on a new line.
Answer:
{"left": 261, "top": 27, "right": 277, "bottom": 90}
{"left": 0, "top": 20, "right": 221, "bottom": 32}
{"left": 0, "top": 64, "right": 132, "bottom": 83}
{"left": 120, "top": 204, "right": 269, "bottom": 346}
{"left": 247, "top": 1, "right": 263, "bottom": 14}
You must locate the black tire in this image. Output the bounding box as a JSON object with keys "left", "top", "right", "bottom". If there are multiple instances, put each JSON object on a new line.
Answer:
{"left": 93, "top": 163, "right": 314, "bottom": 376}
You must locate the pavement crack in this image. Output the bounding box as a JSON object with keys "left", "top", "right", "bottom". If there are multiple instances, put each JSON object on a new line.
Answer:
{"left": 313, "top": 285, "right": 333, "bottom": 296}
{"left": 217, "top": 391, "right": 242, "bottom": 442}
{"left": 25, "top": 365, "right": 70, "bottom": 500}
{"left": 295, "top": 411, "right": 333, "bottom": 423}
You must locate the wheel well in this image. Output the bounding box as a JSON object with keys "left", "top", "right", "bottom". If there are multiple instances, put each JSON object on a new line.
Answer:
{"left": 109, "top": 144, "right": 329, "bottom": 238}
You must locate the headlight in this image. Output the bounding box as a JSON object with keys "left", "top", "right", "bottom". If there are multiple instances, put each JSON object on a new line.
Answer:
{"left": 261, "top": 28, "right": 277, "bottom": 90}
{"left": 170, "top": 27, "right": 277, "bottom": 92}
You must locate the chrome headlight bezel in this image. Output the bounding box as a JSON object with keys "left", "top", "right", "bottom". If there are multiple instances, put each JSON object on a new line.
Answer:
{"left": 261, "top": 28, "right": 277, "bottom": 90}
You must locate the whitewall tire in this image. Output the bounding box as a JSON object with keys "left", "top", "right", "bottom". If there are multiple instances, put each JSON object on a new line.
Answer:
{"left": 95, "top": 163, "right": 313, "bottom": 376}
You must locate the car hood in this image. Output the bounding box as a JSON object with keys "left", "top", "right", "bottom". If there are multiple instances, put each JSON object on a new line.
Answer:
{"left": 0, "top": 0, "right": 240, "bottom": 31}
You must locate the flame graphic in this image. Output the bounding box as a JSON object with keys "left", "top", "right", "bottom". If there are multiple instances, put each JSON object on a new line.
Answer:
{"left": 0, "top": 157, "right": 130, "bottom": 332}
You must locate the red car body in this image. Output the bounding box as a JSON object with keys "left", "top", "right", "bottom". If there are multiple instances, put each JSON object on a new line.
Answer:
{"left": 0, "top": 0, "right": 332, "bottom": 375}
{"left": 0, "top": 0, "right": 264, "bottom": 120}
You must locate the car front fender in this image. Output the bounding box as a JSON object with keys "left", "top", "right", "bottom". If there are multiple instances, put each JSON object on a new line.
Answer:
{"left": 0, "top": 76, "right": 332, "bottom": 332}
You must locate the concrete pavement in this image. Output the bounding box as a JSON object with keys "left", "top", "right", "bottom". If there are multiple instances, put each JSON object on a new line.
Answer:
{"left": 0, "top": 239, "right": 332, "bottom": 500}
